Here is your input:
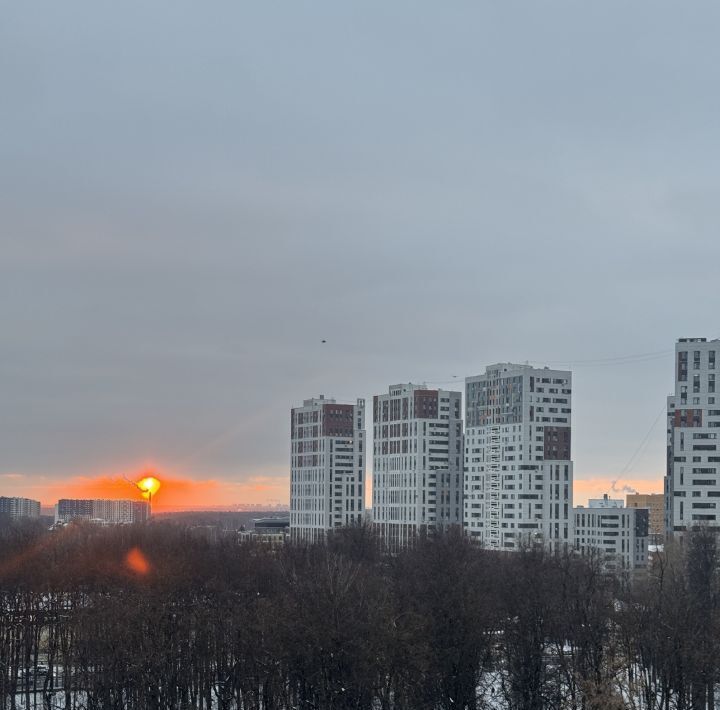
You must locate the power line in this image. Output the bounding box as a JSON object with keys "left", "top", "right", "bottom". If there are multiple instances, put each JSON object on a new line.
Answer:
{"left": 617, "top": 403, "right": 667, "bottom": 479}
{"left": 423, "top": 348, "right": 676, "bottom": 384}
{"left": 537, "top": 349, "right": 673, "bottom": 365}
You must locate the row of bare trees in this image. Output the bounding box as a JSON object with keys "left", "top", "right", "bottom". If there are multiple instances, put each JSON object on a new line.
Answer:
{"left": 1, "top": 519, "right": 719, "bottom": 710}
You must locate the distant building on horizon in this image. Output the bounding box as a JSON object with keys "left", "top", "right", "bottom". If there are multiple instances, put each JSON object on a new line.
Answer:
{"left": 574, "top": 496, "right": 649, "bottom": 572}
{"left": 289, "top": 395, "right": 365, "bottom": 543}
{"left": 0, "top": 496, "right": 41, "bottom": 520}
{"left": 665, "top": 338, "right": 720, "bottom": 537}
{"left": 626, "top": 492, "right": 664, "bottom": 540}
{"left": 464, "top": 363, "right": 573, "bottom": 552}
{"left": 372, "top": 383, "right": 463, "bottom": 549}
{"left": 588, "top": 495, "right": 624, "bottom": 509}
{"left": 55, "top": 498, "right": 149, "bottom": 525}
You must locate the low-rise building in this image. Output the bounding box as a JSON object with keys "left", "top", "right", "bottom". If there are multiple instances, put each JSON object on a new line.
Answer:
{"left": 238, "top": 517, "right": 290, "bottom": 546}
{"left": 573, "top": 495, "right": 649, "bottom": 572}
{"left": 253, "top": 516, "right": 290, "bottom": 535}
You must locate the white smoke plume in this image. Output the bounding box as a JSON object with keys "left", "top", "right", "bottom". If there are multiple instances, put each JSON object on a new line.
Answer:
{"left": 610, "top": 479, "right": 637, "bottom": 495}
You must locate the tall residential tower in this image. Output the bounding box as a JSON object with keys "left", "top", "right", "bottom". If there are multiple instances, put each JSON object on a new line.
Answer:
{"left": 665, "top": 338, "right": 720, "bottom": 537}
{"left": 372, "top": 384, "right": 463, "bottom": 549}
{"left": 0, "top": 496, "right": 41, "bottom": 520}
{"left": 289, "top": 395, "right": 365, "bottom": 543}
{"left": 464, "top": 363, "right": 573, "bottom": 551}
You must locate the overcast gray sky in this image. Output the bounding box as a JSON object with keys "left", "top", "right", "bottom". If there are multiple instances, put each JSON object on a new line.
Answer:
{"left": 2, "top": 1, "right": 719, "bottom": 505}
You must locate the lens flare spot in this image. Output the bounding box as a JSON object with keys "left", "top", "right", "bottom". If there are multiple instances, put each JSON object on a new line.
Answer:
{"left": 125, "top": 547, "right": 150, "bottom": 575}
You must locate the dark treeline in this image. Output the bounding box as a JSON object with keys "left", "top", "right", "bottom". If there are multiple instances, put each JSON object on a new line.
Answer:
{"left": 152, "top": 511, "right": 288, "bottom": 530}
{"left": 1, "top": 520, "right": 719, "bottom": 710}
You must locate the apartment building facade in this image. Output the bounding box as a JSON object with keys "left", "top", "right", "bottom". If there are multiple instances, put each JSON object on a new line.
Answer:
{"left": 573, "top": 495, "right": 649, "bottom": 572}
{"left": 0, "top": 496, "right": 41, "bottom": 519}
{"left": 55, "top": 498, "right": 149, "bottom": 524}
{"left": 626, "top": 492, "right": 664, "bottom": 540}
{"left": 464, "top": 363, "right": 573, "bottom": 551}
{"left": 372, "top": 384, "right": 462, "bottom": 548}
{"left": 289, "top": 395, "right": 365, "bottom": 543}
{"left": 665, "top": 338, "right": 720, "bottom": 537}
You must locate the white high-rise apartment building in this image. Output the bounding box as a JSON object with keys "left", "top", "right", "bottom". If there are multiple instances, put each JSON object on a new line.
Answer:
{"left": 665, "top": 338, "right": 720, "bottom": 537}
{"left": 0, "top": 496, "right": 41, "bottom": 519}
{"left": 289, "top": 395, "right": 365, "bottom": 543}
{"left": 464, "top": 363, "right": 573, "bottom": 551}
{"left": 54, "top": 499, "right": 149, "bottom": 524}
{"left": 372, "top": 384, "right": 463, "bottom": 549}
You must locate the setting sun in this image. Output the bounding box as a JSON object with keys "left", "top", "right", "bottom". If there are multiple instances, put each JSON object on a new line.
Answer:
{"left": 137, "top": 476, "right": 162, "bottom": 499}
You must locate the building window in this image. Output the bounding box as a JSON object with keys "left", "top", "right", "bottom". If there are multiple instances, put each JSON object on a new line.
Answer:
{"left": 679, "top": 351, "right": 689, "bottom": 381}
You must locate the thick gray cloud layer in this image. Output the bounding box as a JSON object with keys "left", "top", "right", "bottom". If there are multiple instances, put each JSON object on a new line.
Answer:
{"left": 1, "top": 1, "right": 719, "bottom": 498}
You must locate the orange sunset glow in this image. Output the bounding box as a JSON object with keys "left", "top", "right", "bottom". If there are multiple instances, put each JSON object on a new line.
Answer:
{"left": 12, "top": 470, "right": 291, "bottom": 511}
{"left": 572, "top": 477, "right": 664, "bottom": 506}
{"left": 1, "top": 469, "right": 663, "bottom": 511}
